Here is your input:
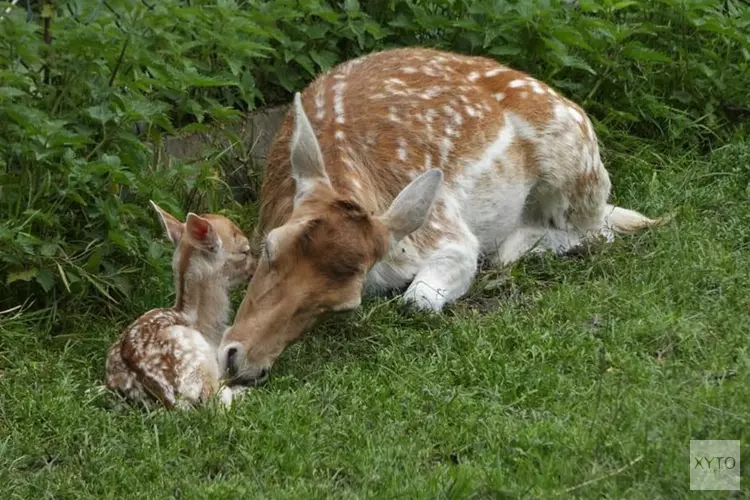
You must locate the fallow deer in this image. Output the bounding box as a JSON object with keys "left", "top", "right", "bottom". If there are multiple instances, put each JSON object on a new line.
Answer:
{"left": 219, "top": 47, "right": 669, "bottom": 385}
{"left": 105, "top": 202, "right": 255, "bottom": 409}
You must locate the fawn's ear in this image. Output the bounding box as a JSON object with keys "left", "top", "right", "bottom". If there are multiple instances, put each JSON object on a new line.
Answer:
{"left": 150, "top": 200, "right": 184, "bottom": 245}
{"left": 185, "top": 213, "right": 221, "bottom": 252}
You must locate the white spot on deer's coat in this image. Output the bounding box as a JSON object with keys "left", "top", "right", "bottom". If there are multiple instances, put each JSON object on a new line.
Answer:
{"left": 335, "top": 131, "right": 345, "bottom": 140}
{"left": 439, "top": 137, "right": 453, "bottom": 167}
{"left": 468, "top": 71, "right": 480, "bottom": 82}
{"left": 424, "top": 153, "right": 432, "bottom": 170}
{"left": 402, "top": 66, "right": 418, "bottom": 74}
{"left": 465, "top": 106, "right": 477, "bottom": 117}
{"left": 485, "top": 68, "right": 508, "bottom": 77}
{"left": 397, "top": 137, "right": 408, "bottom": 161}
{"left": 333, "top": 81, "right": 346, "bottom": 124}
{"left": 494, "top": 92, "right": 506, "bottom": 102}
{"left": 459, "top": 95, "right": 469, "bottom": 104}
{"left": 509, "top": 79, "right": 526, "bottom": 88}
{"left": 315, "top": 86, "right": 325, "bottom": 120}
{"left": 520, "top": 92, "right": 528, "bottom": 99}
{"left": 389, "top": 106, "right": 402, "bottom": 123}
{"left": 530, "top": 81, "right": 544, "bottom": 95}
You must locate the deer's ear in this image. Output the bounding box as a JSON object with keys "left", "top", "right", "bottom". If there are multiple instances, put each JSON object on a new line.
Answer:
{"left": 185, "top": 213, "right": 221, "bottom": 252}
{"left": 150, "top": 200, "right": 184, "bottom": 245}
{"left": 290, "top": 92, "right": 332, "bottom": 206}
{"left": 379, "top": 169, "right": 443, "bottom": 243}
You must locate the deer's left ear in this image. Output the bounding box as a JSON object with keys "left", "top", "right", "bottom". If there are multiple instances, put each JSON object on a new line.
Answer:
{"left": 150, "top": 200, "right": 184, "bottom": 245}
{"left": 185, "top": 213, "right": 221, "bottom": 252}
{"left": 290, "top": 92, "right": 332, "bottom": 206}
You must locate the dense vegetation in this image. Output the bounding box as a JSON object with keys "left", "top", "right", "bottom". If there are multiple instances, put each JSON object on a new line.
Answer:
{"left": 1, "top": 0, "right": 749, "bottom": 323}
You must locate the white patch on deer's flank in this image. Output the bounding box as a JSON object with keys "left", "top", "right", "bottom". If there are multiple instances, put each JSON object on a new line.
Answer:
{"left": 520, "top": 91, "right": 529, "bottom": 99}
{"left": 335, "top": 130, "right": 345, "bottom": 140}
{"left": 529, "top": 81, "right": 544, "bottom": 95}
{"left": 568, "top": 106, "right": 584, "bottom": 123}
{"left": 465, "top": 106, "right": 477, "bottom": 117}
{"left": 494, "top": 92, "right": 506, "bottom": 102}
{"left": 402, "top": 66, "right": 418, "bottom": 74}
{"left": 468, "top": 71, "right": 480, "bottom": 82}
{"left": 509, "top": 79, "right": 526, "bottom": 88}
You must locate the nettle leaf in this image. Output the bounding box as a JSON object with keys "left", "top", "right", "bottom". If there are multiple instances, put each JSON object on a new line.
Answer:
{"left": 0, "top": 86, "right": 26, "bottom": 100}
{"left": 622, "top": 44, "right": 672, "bottom": 64}
{"left": 488, "top": 45, "right": 522, "bottom": 57}
{"left": 310, "top": 49, "right": 338, "bottom": 71}
{"left": 7, "top": 268, "right": 38, "bottom": 284}
{"left": 35, "top": 268, "right": 55, "bottom": 292}
{"left": 86, "top": 105, "right": 116, "bottom": 124}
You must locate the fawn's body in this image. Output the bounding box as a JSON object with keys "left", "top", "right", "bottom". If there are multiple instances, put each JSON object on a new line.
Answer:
{"left": 220, "top": 47, "right": 669, "bottom": 384}
{"left": 106, "top": 203, "right": 255, "bottom": 408}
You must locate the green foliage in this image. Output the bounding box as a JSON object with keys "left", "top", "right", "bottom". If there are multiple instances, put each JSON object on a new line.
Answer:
{"left": 0, "top": 0, "right": 748, "bottom": 319}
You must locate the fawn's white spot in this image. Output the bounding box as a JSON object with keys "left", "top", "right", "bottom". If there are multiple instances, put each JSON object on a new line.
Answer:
{"left": 509, "top": 79, "right": 526, "bottom": 88}
{"left": 494, "top": 92, "right": 506, "bottom": 102}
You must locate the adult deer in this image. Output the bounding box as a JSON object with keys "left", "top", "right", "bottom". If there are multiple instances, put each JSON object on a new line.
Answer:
{"left": 219, "top": 47, "right": 668, "bottom": 385}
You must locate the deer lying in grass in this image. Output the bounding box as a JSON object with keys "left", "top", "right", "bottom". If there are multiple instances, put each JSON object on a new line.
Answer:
{"left": 105, "top": 202, "right": 255, "bottom": 409}
{"left": 218, "top": 47, "right": 670, "bottom": 386}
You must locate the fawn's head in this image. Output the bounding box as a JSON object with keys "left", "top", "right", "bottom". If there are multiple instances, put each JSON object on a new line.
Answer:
{"left": 150, "top": 202, "right": 255, "bottom": 295}
{"left": 219, "top": 93, "right": 443, "bottom": 386}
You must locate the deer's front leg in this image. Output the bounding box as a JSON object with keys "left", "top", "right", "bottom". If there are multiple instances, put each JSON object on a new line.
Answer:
{"left": 402, "top": 234, "right": 479, "bottom": 312}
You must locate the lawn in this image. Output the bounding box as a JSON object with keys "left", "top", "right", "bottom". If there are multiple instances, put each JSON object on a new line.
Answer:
{"left": 1, "top": 139, "right": 748, "bottom": 498}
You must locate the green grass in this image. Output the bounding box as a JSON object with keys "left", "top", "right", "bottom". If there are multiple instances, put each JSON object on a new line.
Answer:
{"left": 1, "top": 139, "right": 749, "bottom": 499}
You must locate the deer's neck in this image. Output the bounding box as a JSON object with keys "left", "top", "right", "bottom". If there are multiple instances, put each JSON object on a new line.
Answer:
{"left": 173, "top": 270, "right": 230, "bottom": 347}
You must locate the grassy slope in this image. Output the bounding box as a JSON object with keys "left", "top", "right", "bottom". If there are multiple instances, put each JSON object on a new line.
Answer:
{"left": 1, "top": 140, "right": 748, "bottom": 499}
